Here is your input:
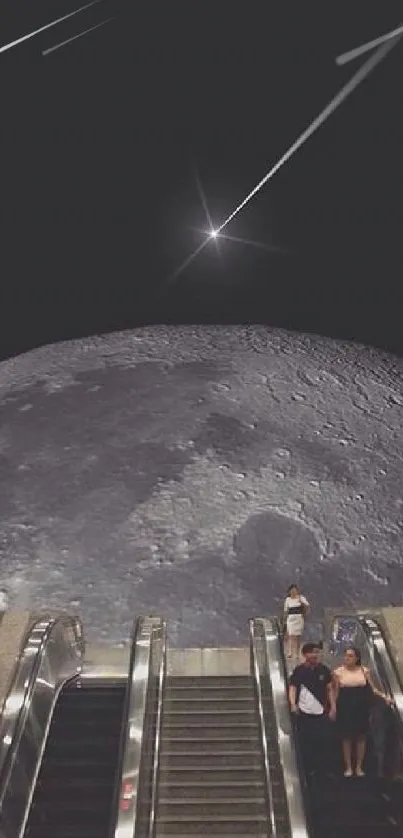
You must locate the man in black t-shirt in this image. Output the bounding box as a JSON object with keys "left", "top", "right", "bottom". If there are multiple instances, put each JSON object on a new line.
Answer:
{"left": 289, "top": 642, "right": 337, "bottom": 776}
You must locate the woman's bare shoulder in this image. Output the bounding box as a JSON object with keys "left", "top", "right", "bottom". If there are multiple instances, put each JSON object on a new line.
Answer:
{"left": 332, "top": 666, "right": 343, "bottom": 676}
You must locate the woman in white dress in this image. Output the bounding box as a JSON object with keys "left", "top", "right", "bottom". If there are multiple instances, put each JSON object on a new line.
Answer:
{"left": 284, "top": 584, "right": 310, "bottom": 661}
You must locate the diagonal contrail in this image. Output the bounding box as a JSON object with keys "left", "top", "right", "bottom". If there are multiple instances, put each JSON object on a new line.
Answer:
{"left": 215, "top": 32, "right": 403, "bottom": 236}
{"left": 336, "top": 22, "right": 403, "bottom": 66}
{"left": 0, "top": 0, "right": 105, "bottom": 55}
{"left": 166, "top": 31, "right": 403, "bottom": 286}
{"left": 42, "top": 16, "right": 114, "bottom": 56}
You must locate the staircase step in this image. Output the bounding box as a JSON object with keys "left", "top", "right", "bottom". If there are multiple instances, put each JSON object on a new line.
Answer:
{"left": 162, "top": 711, "right": 255, "bottom": 726}
{"left": 158, "top": 781, "right": 266, "bottom": 799}
{"left": 165, "top": 676, "right": 253, "bottom": 690}
{"left": 165, "top": 687, "right": 255, "bottom": 701}
{"left": 159, "top": 752, "right": 263, "bottom": 769}
{"left": 163, "top": 697, "right": 256, "bottom": 712}
{"left": 155, "top": 813, "right": 267, "bottom": 835}
{"left": 161, "top": 738, "right": 260, "bottom": 753}
{"left": 158, "top": 799, "right": 267, "bottom": 817}
{"left": 159, "top": 767, "right": 267, "bottom": 785}
{"left": 162, "top": 723, "right": 259, "bottom": 735}
{"left": 156, "top": 831, "right": 268, "bottom": 838}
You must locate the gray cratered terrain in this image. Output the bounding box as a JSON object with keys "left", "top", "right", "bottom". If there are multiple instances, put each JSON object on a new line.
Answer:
{"left": 0, "top": 325, "right": 402, "bottom": 646}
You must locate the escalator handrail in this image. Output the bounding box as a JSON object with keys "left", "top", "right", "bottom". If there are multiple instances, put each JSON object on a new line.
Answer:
{"left": 113, "top": 615, "right": 166, "bottom": 838}
{"left": 249, "top": 619, "right": 278, "bottom": 838}
{"left": 357, "top": 615, "right": 403, "bottom": 724}
{"left": 0, "top": 614, "right": 84, "bottom": 838}
{"left": 148, "top": 618, "right": 166, "bottom": 838}
{"left": 250, "top": 617, "right": 311, "bottom": 838}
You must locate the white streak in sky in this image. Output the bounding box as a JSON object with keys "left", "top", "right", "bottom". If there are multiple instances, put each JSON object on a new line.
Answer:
{"left": 42, "top": 17, "right": 114, "bottom": 56}
{"left": 215, "top": 32, "right": 403, "bottom": 235}
{"left": 336, "top": 23, "right": 403, "bottom": 66}
{"left": 0, "top": 0, "right": 105, "bottom": 55}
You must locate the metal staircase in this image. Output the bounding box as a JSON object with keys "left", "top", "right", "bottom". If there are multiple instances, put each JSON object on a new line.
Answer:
{"left": 155, "top": 675, "right": 269, "bottom": 837}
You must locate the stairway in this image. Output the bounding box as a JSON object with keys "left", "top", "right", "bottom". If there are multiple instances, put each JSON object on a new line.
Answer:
{"left": 23, "top": 680, "right": 126, "bottom": 838}
{"left": 155, "top": 675, "right": 270, "bottom": 837}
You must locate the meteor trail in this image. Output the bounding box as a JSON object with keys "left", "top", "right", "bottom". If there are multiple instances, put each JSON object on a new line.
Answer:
{"left": 0, "top": 0, "right": 105, "bottom": 55}
{"left": 166, "top": 30, "right": 403, "bottom": 287}
{"left": 42, "top": 17, "right": 114, "bottom": 56}
{"left": 336, "top": 22, "right": 403, "bottom": 65}
{"left": 214, "top": 32, "right": 403, "bottom": 236}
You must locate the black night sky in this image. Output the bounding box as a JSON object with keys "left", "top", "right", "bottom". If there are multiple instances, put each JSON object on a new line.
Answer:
{"left": 1, "top": 2, "right": 402, "bottom": 360}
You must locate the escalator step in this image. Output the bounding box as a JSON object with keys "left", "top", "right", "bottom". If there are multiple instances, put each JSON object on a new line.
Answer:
{"left": 23, "top": 683, "right": 126, "bottom": 838}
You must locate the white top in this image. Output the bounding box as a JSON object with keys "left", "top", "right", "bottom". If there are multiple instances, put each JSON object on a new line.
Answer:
{"left": 284, "top": 595, "right": 309, "bottom": 615}
{"left": 298, "top": 684, "right": 324, "bottom": 715}
{"left": 284, "top": 595, "right": 309, "bottom": 636}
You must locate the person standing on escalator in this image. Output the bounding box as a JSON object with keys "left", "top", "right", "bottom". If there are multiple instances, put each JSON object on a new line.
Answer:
{"left": 332, "top": 646, "right": 393, "bottom": 777}
{"left": 289, "top": 642, "right": 337, "bottom": 777}
{"left": 283, "top": 584, "right": 310, "bottom": 662}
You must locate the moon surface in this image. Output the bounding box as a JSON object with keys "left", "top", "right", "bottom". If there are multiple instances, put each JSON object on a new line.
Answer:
{"left": 0, "top": 325, "right": 403, "bottom": 647}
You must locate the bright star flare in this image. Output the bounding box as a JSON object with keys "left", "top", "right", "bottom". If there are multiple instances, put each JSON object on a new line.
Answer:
{"left": 167, "top": 31, "right": 403, "bottom": 286}
{"left": 336, "top": 22, "right": 403, "bottom": 66}
{"left": 0, "top": 0, "right": 105, "bottom": 55}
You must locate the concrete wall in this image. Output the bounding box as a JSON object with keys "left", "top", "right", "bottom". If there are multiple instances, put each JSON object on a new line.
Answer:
{"left": 167, "top": 646, "right": 250, "bottom": 676}
{"left": 379, "top": 607, "right": 403, "bottom": 686}
{"left": 0, "top": 611, "right": 33, "bottom": 716}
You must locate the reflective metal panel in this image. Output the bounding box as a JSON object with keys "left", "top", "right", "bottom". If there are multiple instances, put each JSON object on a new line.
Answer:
{"left": 0, "top": 615, "right": 84, "bottom": 838}
{"left": 250, "top": 617, "right": 311, "bottom": 838}
{"left": 113, "top": 615, "right": 166, "bottom": 838}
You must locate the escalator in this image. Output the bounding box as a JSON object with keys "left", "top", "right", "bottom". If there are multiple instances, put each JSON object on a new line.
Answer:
{"left": 0, "top": 613, "right": 166, "bottom": 838}
{"left": 307, "top": 768, "right": 400, "bottom": 838}
{"left": 155, "top": 675, "right": 270, "bottom": 836}
{"left": 252, "top": 616, "right": 403, "bottom": 838}
{"left": 303, "top": 617, "right": 403, "bottom": 838}
{"left": 23, "top": 680, "right": 126, "bottom": 838}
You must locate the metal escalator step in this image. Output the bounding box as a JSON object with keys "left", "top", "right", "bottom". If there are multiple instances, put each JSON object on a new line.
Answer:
{"left": 319, "top": 826, "right": 399, "bottom": 838}
{"left": 156, "top": 834, "right": 269, "bottom": 838}
{"left": 163, "top": 698, "right": 256, "bottom": 712}
{"left": 158, "top": 799, "right": 267, "bottom": 817}
{"left": 43, "top": 740, "right": 121, "bottom": 762}
{"left": 162, "top": 720, "right": 258, "bottom": 731}
{"left": 159, "top": 767, "right": 266, "bottom": 784}
{"left": 37, "top": 758, "right": 120, "bottom": 781}
{"left": 165, "top": 687, "right": 255, "bottom": 701}
{"left": 161, "top": 738, "right": 260, "bottom": 753}
{"left": 162, "top": 719, "right": 258, "bottom": 730}
{"left": 23, "top": 683, "right": 126, "bottom": 838}
{"left": 158, "top": 752, "right": 263, "bottom": 769}
{"left": 162, "top": 721, "right": 258, "bottom": 732}
{"left": 158, "top": 781, "right": 265, "bottom": 798}
{"left": 155, "top": 813, "right": 268, "bottom": 835}
{"left": 161, "top": 712, "right": 255, "bottom": 726}
{"left": 53, "top": 688, "right": 124, "bottom": 705}
{"left": 165, "top": 676, "right": 253, "bottom": 689}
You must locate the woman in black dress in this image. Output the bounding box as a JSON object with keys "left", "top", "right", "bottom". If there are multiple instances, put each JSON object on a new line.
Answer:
{"left": 332, "top": 646, "right": 393, "bottom": 777}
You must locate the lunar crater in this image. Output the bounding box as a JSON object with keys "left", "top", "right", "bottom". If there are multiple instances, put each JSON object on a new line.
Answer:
{"left": 0, "top": 325, "right": 402, "bottom": 645}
